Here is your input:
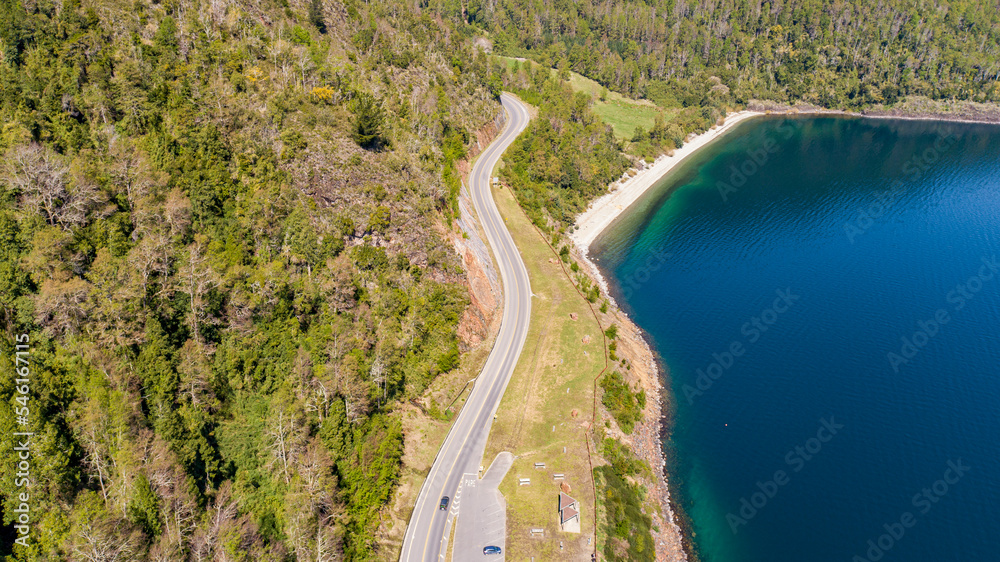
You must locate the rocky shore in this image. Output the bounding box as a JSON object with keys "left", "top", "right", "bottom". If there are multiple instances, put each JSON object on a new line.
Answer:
{"left": 748, "top": 96, "right": 1000, "bottom": 125}
{"left": 605, "top": 309, "right": 688, "bottom": 561}
{"left": 568, "top": 94, "right": 1000, "bottom": 562}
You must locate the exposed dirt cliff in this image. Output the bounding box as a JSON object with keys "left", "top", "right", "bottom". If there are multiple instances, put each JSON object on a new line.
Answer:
{"left": 449, "top": 109, "right": 507, "bottom": 349}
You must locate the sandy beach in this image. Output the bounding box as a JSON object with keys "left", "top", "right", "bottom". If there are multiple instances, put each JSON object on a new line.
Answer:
{"left": 571, "top": 110, "right": 765, "bottom": 255}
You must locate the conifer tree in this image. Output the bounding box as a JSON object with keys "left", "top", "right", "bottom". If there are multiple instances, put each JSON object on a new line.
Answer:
{"left": 351, "top": 92, "right": 386, "bottom": 149}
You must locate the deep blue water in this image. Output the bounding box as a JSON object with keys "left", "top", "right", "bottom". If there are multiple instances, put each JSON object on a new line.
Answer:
{"left": 591, "top": 116, "right": 1000, "bottom": 562}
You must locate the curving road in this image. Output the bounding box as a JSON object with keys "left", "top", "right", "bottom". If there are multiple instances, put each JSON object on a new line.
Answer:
{"left": 400, "top": 94, "right": 532, "bottom": 561}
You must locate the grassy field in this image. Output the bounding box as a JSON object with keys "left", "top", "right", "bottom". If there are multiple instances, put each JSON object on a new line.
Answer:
{"left": 480, "top": 178, "right": 609, "bottom": 560}
{"left": 493, "top": 54, "right": 524, "bottom": 71}
{"left": 493, "top": 55, "right": 673, "bottom": 141}
{"left": 591, "top": 100, "right": 670, "bottom": 141}
{"left": 564, "top": 72, "right": 674, "bottom": 140}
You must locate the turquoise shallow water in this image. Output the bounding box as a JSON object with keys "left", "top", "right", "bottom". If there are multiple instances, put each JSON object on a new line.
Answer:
{"left": 591, "top": 116, "right": 1000, "bottom": 561}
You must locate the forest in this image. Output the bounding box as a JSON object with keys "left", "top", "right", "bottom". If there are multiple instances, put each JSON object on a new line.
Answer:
{"left": 0, "top": 0, "right": 501, "bottom": 559}
{"left": 498, "top": 60, "right": 630, "bottom": 229}
{"left": 480, "top": 0, "right": 1000, "bottom": 234}
{"left": 472, "top": 0, "right": 1000, "bottom": 110}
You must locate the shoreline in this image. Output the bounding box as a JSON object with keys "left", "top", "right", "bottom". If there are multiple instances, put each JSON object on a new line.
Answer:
{"left": 761, "top": 107, "right": 1000, "bottom": 126}
{"left": 571, "top": 106, "right": 1000, "bottom": 300}
{"left": 571, "top": 102, "right": 1000, "bottom": 561}
{"left": 570, "top": 110, "right": 765, "bottom": 299}
{"left": 617, "top": 312, "right": 689, "bottom": 561}
{"left": 571, "top": 110, "right": 765, "bottom": 255}
{"left": 568, "top": 103, "right": 1000, "bottom": 561}
{"left": 568, "top": 111, "right": 767, "bottom": 561}
{"left": 748, "top": 96, "right": 1000, "bottom": 126}
{"left": 858, "top": 112, "right": 1000, "bottom": 125}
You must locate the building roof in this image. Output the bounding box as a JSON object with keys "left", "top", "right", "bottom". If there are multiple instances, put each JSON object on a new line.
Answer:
{"left": 560, "top": 505, "right": 579, "bottom": 524}
{"left": 559, "top": 492, "right": 577, "bottom": 511}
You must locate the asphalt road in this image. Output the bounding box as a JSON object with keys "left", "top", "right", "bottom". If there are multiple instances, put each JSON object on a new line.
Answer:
{"left": 399, "top": 93, "right": 532, "bottom": 561}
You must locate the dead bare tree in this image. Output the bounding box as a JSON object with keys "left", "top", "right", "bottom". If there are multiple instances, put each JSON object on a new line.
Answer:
{"left": 4, "top": 143, "right": 68, "bottom": 223}
{"left": 266, "top": 407, "right": 307, "bottom": 485}
{"left": 127, "top": 232, "right": 173, "bottom": 302}
{"left": 191, "top": 482, "right": 240, "bottom": 562}
{"left": 147, "top": 436, "right": 198, "bottom": 555}
{"left": 178, "top": 236, "right": 219, "bottom": 345}
{"left": 3, "top": 143, "right": 104, "bottom": 229}
{"left": 77, "top": 412, "right": 112, "bottom": 502}
{"left": 177, "top": 339, "right": 217, "bottom": 409}
{"left": 34, "top": 278, "right": 91, "bottom": 337}
{"left": 71, "top": 516, "right": 142, "bottom": 562}
{"left": 4, "top": 143, "right": 71, "bottom": 226}
{"left": 107, "top": 136, "right": 159, "bottom": 210}
{"left": 370, "top": 355, "right": 387, "bottom": 406}
{"left": 163, "top": 188, "right": 193, "bottom": 239}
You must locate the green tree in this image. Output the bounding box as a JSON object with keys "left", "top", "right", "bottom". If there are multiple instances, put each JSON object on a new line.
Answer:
{"left": 309, "top": 0, "right": 327, "bottom": 33}
{"left": 127, "top": 474, "right": 163, "bottom": 538}
{"left": 351, "top": 92, "right": 386, "bottom": 149}
{"left": 367, "top": 205, "right": 391, "bottom": 234}
{"left": 153, "top": 16, "right": 178, "bottom": 56}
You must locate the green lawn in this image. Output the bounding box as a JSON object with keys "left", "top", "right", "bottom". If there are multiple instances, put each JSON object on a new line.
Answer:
{"left": 493, "top": 55, "right": 674, "bottom": 140}
{"left": 591, "top": 99, "right": 672, "bottom": 141}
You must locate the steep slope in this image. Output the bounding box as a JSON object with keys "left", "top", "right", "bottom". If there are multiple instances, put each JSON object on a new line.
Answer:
{"left": 0, "top": 0, "right": 504, "bottom": 559}
{"left": 478, "top": 0, "right": 1000, "bottom": 107}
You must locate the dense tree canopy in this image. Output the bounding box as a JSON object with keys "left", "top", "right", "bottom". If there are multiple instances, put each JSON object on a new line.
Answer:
{"left": 0, "top": 0, "right": 500, "bottom": 559}
{"left": 499, "top": 62, "right": 630, "bottom": 229}
{"left": 471, "top": 0, "right": 1000, "bottom": 109}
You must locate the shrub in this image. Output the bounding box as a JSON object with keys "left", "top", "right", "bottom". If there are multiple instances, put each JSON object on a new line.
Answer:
{"left": 596, "top": 465, "right": 655, "bottom": 561}
{"left": 604, "top": 324, "right": 618, "bottom": 340}
{"left": 602, "top": 437, "right": 652, "bottom": 478}
{"left": 600, "top": 371, "right": 646, "bottom": 433}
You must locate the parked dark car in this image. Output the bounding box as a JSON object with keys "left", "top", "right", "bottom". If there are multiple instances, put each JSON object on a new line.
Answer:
{"left": 439, "top": 496, "right": 449, "bottom": 510}
{"left": 483, "top": 545, "right": 502, "bottom": 555}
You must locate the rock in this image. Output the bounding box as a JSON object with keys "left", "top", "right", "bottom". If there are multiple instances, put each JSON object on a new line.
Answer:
{"left": 449, "top": 110, "right": 509, "bottom": 350}
{"left": 569, "top": 312, "right": 578, "bottom": 320}
{"left": 452, "top": 184, "right": 502, "bottom": 349}
{"left": 582, "top": 335, "right": 591, "bottom": 344}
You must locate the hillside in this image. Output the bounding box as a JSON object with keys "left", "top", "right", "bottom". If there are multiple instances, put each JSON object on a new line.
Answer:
{"left": 478, "top": 0, "right": 1000, "bottom": 108}
{"left": 0, "top": 0, "right": 502, "bottom": 559}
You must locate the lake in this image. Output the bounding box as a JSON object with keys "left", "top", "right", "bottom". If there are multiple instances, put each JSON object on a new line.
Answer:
{"left": 591, "top": 116, "right": 1000, "bottom": 562}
